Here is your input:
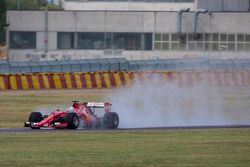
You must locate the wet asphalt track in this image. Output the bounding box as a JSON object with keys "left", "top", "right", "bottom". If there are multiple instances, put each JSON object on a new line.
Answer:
{"left": 0, "top": 125, "right": 250, "bottom": 133}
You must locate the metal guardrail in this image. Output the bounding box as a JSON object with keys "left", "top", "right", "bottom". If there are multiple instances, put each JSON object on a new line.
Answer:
{"left": 129, "top": 58, "right": 250, "bottom": 71}
{"left": 0, "top": 58, "right": 250, "bottom": 73}
{"left": 0, "top": 58, "right": 128, "bottom": 73}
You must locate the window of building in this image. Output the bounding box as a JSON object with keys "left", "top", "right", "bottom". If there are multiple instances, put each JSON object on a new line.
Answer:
{"left": 237, "top": 34, "right": 244, "bottom": 42}
{"left": 246, "top": 35, "right": 250, "bottom": 42}
{"left": 113, "top": 33, "right": 141, "bottom": 50}
{"left": 237, "top": 34, "right": 244, "bottom": 50}
{"left": 58, "top": 32, "right": 74, "bottom": 49}
{"left": 77, "top": 32, "right": 104, "bottom": 49}
{"left": 154, "top": 33, "right": 169, "bottom": 50}
{"left": 171, "top": 34, "right": 179, "bottom": 41}
{"left": 245, "top": 35, "right": 250, "bottom": 51}
{"left": 188, "top": 34, "right": 203, "bottom": 51}
{"left": 153, "top": 33, "right": 250, "bottom": 52}
{"left": 9, "top": 31, "right": 36, "bottom": 49}
{"left": 112, "top": 33, "right": 152, "bottom": 50}
{"left": 57, "top": 32, "right": 152, "bottom": 50}
{"left": 246, "top": 43, "right": 250, "bottom": 51}
{"left": 104, "top": 33, "right": 113, "bottom": 49}
{"left": 227, "top": 34, "right": 235, "bottom": 51}
{"left": 155, "top": 33, "right": 161, "bottom": 42}
{"left": 171, "top": 33, "right": 181, "bottom": 50}
{"left": 144, "top": 33, "right": 153, "bottom": 50}
{"left": 204, "top": 33, "right": 218, "bottom": 51}
{"left": 219, "top": 34, "right": 227, "bottom": 51}
{"left": 154, "top": 33, "right": 162, "bottom": 50}
{"left": 217, "top": 34, "right": 236, "bottom": 51}
{"left": 237, "top": 34, "right": 250, "bottom": 51}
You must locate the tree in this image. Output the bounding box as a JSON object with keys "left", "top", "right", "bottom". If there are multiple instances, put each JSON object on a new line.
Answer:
{"left": 37, "top": 0, "right": 48, "bottom": 9}
{"left": 5, "top": 0, "right": 60, "bottom": 10}
{"left": 0, "top": 0, "right": 7, "bottom": 44}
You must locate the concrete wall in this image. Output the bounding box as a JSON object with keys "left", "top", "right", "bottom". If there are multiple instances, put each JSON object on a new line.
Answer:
{"left": 8, "top": 11, "right": 250, "bottom": 33}
{"left": 6, "top": 10, "right": 250, "bottom": 61}
{"left": 198, "top": 0, "right": 249, "bottom": 12}
{"left": 63, "top": 1, "right": 196, "bottom": 11}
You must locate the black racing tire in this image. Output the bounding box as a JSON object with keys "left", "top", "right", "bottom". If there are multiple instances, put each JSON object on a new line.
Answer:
{"left": 103, "top": 112, "right": 119, "bottom": 129}
{"left": 66, "top": 113, "right": 79, "bottom": 129}
{"left": 28, "top": 112, "right": 43, "bottom": 129}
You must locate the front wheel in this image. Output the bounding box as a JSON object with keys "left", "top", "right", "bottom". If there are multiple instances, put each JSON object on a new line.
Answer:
{"left": 66, "top": 113, "right": 79, "bottom": 129}
{"left": 103, "top": 112, "right": 119, "bottom": 129}
{"left": 28, "top": 112, "right": 43, "bottom": 129}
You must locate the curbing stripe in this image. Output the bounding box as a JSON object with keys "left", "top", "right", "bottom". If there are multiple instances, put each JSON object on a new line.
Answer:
{"left": 239, "top": 71, "right": 244, "bottom": 86}
{"left": 1, "top": 70, "right": 250, "bottom": 90}
{"left": 109, "top": 72, "right": 116, "bottom": 87}
{"left": 243, "top": 71, "right": 249, "bottom": 86}
{"left": 59, "top": 73, "right": 67, "bottom": 89}
{"left": 123, "top": 72, "right": 131, "bottom": 86}
{"left": 37, "top": 74, "right": 45, "bottom": 89}
{"left": 85, "top": 73, "right": 92, "bottom": 89}
{"left": 94, "top": 73, "right": 102, "bottom": 88}
{"left": 225, "top": 71, "right": 232, "bottom": 87}
{"left": 247, "top": 70, "right": 249, "bottom": 86}
{"left": 232, "top": 71, "right": 239, "bottom": 86}
{"left": 79, "top": 73, "right": 87, "bottom": 88}
{"left": 90, "top": 73, "right": 97, "bottom": 88}
{"left": 42, "top": 73, "right": 50, "bottom": 89}
{"left": 70, "top": 73, "right": 77, "bottom": 89}
{"left": 119, "top": 72, "right": 126, "bottom": 86}
{"left": 9, "top": 75, "right": 18, "bottom": 90}
{"left": 74, "top": 73, "right": 82, "bottom": 89}
{"left": 0, "top": 75, "right": 6, "bottom": 90}
{"left": 99, "top": 72, "right": 107, "bottom": 88}
{"left": 27, "top": 74, "right": 34, "bottom": 89}
{"left": 47, "top": 74, "right": 55, "bottom": 89}
{"left": 16, "top": 75, "right": 22, "bottom": 90}
{"left": 53, "top": 73, "right": 62, "bottom": 89}
{"left": 64, "top": 73, "right": 72, "bottom": 89}
{"left": 32, "top": 75, "right": 40, "bottom": 90}
{"left": 113, "top": 72, "right": 122, "bottom": 87}
{"left": 103, "top": 72, "right": 112, "bottom": 88}
{"left": 20, "top": 75, "right": 29, "bottom": 90}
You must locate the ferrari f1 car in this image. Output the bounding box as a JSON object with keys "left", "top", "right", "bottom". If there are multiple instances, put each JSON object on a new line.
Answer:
{"left": 24, "top": 101, "right": 119, "bottom": 129}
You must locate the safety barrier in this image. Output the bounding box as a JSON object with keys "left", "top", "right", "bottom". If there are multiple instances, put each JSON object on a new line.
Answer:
{"left": 0, "top": 70, "right": 249, "bottom": 90}
{"left": 0, "top": 58, "right": 250, "bottom": 74}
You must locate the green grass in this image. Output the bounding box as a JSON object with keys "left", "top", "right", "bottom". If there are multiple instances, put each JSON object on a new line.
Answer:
{"left": 0, "top": 90, "right": 106, "bottom": 127}
{"left": 0, "top": 129, "right": 250, "bottom": 167}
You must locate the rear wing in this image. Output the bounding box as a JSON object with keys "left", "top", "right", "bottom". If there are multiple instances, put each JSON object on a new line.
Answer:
{"left": 86, "top": 102, "right": 112, "bottom": 112}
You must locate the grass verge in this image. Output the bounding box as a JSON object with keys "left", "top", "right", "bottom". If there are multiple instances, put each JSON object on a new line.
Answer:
{"left": 0, "top": 129, "right": 250, "bottom": 167}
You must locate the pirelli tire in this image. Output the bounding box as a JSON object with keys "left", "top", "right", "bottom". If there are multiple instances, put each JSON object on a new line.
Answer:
{"left": 66, "top": 113, "right": 80, "bottom": 129}
{"left": 28, "top": 112, "right": 43, "bottom": 129}
{"left": 103, "top": 112, "right": 119, "bottom": 129}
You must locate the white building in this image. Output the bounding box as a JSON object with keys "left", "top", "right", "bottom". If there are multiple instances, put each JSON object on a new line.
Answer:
{"left": 6, "top": 0, "right": 250, "bottom": 61}
{"left": 63, "top": 0, "right": 249, "bottom": 12}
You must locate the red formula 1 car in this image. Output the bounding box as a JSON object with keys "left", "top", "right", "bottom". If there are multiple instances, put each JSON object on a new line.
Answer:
{"left": 24, "top": 101, "right": 119, "bottom": 129}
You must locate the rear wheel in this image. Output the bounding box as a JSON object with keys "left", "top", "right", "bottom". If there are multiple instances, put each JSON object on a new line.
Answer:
{"left": 66, "top": 113, "right": 79, "bottom": 129}
{"left": 28, "top": 112, "right": 43, "bottom": 129}
{"left": 103, "top": 112, "right": 119, "bottom": 129}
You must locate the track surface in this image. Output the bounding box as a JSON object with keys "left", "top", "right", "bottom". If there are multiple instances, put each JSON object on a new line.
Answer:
{"left": 1, "top": 125, "right": 250, "bottom": 133}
